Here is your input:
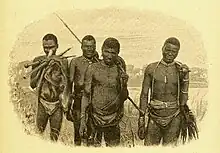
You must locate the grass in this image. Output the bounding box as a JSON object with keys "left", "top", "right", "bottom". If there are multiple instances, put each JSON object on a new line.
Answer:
{"left": 9, "top": 81, "right": 208, "bottom": 147}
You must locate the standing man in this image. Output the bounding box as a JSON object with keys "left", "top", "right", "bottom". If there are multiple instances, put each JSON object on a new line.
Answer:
{"left": 79, "top": 37, "right": 129, "bottom": 147}
{"left": 30, "top": 33, "right": 68, "bottom": 141}
{"left": 68, "top": 35, "right": 99, "bottom": 146}
{"left": 138, "top": 37, "right": 198, "bottom": 146}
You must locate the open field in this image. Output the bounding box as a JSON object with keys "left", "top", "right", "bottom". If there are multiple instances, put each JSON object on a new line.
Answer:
{"left": 10, "top": 81, "right": 208, "bottom": 147}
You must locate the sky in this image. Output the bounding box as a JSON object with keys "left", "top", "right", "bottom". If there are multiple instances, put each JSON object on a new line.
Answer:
{"left": 9, "top": 8, "right": 208, "bottom": 68}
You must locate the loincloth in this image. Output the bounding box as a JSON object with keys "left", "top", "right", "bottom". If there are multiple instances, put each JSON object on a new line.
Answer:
{"left": 39, "top": 98, "right": 61, "bottom": 115}
{"left": 91, "top": 106, "right": 123, "bottom": 128}
{"left": 149, "top": 99, "right": 180, "bottom": 127}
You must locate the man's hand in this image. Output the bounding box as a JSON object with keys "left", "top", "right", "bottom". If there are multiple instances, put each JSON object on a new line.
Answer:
{"left": 138, "top": 116, "right": 145, "bottom": 140}
{"left": 121, "top": 72, "right": 129, "bottom": 86}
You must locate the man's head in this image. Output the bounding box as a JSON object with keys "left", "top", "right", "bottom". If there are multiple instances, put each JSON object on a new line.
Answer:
{"left": 81, "top": 35, "right": 96, "bottom": 59}
{"left": 42, "top": 34, "right": 58, "bottom": 56}
{"left": 162, "top": 37, "right": 180, "bottom": 63}
{"left": 101, "top": 37, "right": 120, "bottom": 65}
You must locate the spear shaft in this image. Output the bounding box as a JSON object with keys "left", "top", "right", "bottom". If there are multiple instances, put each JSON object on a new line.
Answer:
{"left": 54, "top": 13, "right": 145, "bottom": 116}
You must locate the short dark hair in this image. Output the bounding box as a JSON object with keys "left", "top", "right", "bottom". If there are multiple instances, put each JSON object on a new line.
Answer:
{"left": 82, "top": 35, "right": 96, "bottom": 44}
{"left": 42, "top": 33, "right": 58, "bottom": 45}
{"left": 164, "top": 37, "right": 180, "bottom": 48}
{"left": 101, "top": 37, "right": 120, "bottom": 53}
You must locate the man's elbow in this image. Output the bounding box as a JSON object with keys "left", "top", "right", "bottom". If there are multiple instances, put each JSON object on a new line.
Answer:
{"left": 83, "top": 90, "right": 90, "bottom": 98}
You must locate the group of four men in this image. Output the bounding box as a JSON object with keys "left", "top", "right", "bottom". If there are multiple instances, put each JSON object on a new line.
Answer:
{"left": 30, "top": 33, "right": 192, "bottom": 147}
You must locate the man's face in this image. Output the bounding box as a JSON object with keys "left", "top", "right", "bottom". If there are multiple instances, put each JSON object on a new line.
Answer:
{"left": 162, "top": 43, "right": 179, "bottom": 63}
{"left": 81, "top": 40, "right": 96, "bottom": 59}
{"left": 43, "top": 39, "right": 58, "bottom": 56}
{"left": 102, "top": 47, "right": 118, "bottom": 65}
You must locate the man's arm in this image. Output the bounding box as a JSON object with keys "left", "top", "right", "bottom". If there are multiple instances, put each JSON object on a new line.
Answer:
{"left": 139, "top": 65, "right": 152, "bottom": 116}
{"left": 81, "top": 65, "right": 93, "bottom": 118}
{"left": 117, "top": 56, "right": 129, "bottom": 101}
{"left": 79, "top": 65, "right": 93, "bottom": 135}
{"left": 179, "top": 64, "right": 190, "bottom": 106}
{"left": 138, "top": 64, "right": 152, "bottom": 140}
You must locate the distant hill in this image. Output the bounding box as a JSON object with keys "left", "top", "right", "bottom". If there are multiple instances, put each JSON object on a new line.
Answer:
{"left": 10, "top": 8, "right": 207, "bottom": 69}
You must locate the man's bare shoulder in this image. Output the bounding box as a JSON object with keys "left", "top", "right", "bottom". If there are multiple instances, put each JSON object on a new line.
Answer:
{"left": 89, "top": 62, "right": 100, "bottom": 69}
{"left": 144, "top": 61, "right": 160, "bottom": 74}
{"left": 69, "top": 55, "right": 83, "bottom": 65}
{"left": 70, "top": 55, "right": 83, "bottom": 62}
{"left": 175, "top": 60, "right": 189, "bottom": 71}
{"left": 84, "top": 62, "right": 100, "bottom": 75}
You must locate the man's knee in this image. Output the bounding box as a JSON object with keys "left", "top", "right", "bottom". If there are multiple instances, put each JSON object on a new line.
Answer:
{"left": 36, "top": 125, "right": 46, "bottom": 134}
{"left": 162, "top": 115, "right": 181, "bottom": 145}
{"left": 104, "top": 126, "right": 120, "bottom": 147}
{"left": 49, "top": 108, "right": 63, "bottom": 130}
{"left": 72, "top": 109, "right": 81, "bottom": 121}
{"left": 36, "top": 111, "right": 48, "bottom": 133}
{"left": 144, "top": 118, "right": 162, "bottom": 146}
{"left": 73, "top": 118, "right": 81, "bottom": 146}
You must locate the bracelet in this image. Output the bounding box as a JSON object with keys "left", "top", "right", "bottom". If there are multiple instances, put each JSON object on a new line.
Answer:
{"left": 181, "top": 90, "right": 188, "bottom": 94}
{"left": 139, "top": 116, "right": 145, "bottom": 121}
{"left": 182, "top": 79, "right": 189, "bottom": 82}
{"left": 80, "top": 115, "right": 85, "bottom": 119}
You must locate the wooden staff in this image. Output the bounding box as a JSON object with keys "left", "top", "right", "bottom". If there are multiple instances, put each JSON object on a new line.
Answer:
{"left": 24, "top": 47, "right": 72, "bottom": 68}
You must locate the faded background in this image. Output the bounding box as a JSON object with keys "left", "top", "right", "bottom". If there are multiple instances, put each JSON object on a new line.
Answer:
{"left": 8, "top": 8, "right": 208, "bottom": 147}
{"left": 2, "top": 0, "right": 220, "bottom": 153}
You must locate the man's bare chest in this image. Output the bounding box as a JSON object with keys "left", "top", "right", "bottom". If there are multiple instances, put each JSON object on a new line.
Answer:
{"left": 93, "top": 66, "right": 119, "bottom": 86}
{"left": 153, "top": 65, "right": 178, "bottom": 85}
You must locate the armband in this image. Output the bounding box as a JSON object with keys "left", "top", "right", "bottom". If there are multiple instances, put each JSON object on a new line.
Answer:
{"left": 181, "top": 90, "right": 188, "bottom": 94}
{"left": 182, "top": 79, "right": 189, "bottom": 82}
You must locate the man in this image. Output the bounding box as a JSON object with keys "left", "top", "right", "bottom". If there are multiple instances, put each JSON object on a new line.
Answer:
{"left": 138, "top": 37, "right": 197, "bottom": 146}
{"left": 68, "top": 35, "right": 99, "bottom": 146}
{"left": 30, "top": 33, "right": 68, "bottom": 141}
{"left": 79, "top": 37, "right": 129, "bottom": 147}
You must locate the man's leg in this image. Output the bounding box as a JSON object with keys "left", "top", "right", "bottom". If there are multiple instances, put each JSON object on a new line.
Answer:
{"left": 103, "top": 125, "right": 120, "bottom": 147}
{"left": 72, "top": 109, "right": 81, "bottom": 146}
{"left": 36, "top": 102, "right": 49, "bottom": 134}
{"left": 144, "top": 117, "right": 162, "bottom": 146}
{"left": 162, "top": 114, "right": 181, "bottom": 146}
{"left": 94, "top": 131, "right": 102, "bottom": 147}
{"left": 86, "top": 115, "right": 97, "bottom": 146}
{"left": 49, "top": 106, "right": 63, "bottom": 141}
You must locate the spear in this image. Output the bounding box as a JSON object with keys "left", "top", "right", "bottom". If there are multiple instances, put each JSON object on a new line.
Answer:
{"left": 54, "top": 13, "right": 145, "bottom": 116}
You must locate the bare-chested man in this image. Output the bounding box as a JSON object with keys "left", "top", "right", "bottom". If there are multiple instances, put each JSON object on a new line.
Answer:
{"left": 138, "top": 37, "right": 194, "bottom": 146}
{"left": 30, "top": 33, "right": 68, "bottom": 141}
{"left": 79, "top": 37, "right": 128, "bottom": 147}
{"left": 68, "top": 35, "right": 99, "bottom": 146}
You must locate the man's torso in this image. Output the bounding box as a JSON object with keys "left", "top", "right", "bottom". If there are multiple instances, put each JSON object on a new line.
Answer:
{"left": 32, "top": 55, "right": 65, "bottom": 102}
{"left": 74, "top": 56, "right": 93, "bottom": 86}
{"left": 147, "top": 61, "right": 180, "bottom": 117}
{"left": 89, "top": 61, "right": 123, "bottom": 127}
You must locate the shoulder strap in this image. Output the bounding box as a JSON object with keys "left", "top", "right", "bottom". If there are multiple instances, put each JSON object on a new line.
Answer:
{"left": 151, "top": 61, "right": 161, "bottom": 100}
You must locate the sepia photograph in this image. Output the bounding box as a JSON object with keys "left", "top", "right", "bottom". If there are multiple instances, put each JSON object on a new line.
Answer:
{"left": 2, "top": 0, "right": 219, "bottom": 153}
